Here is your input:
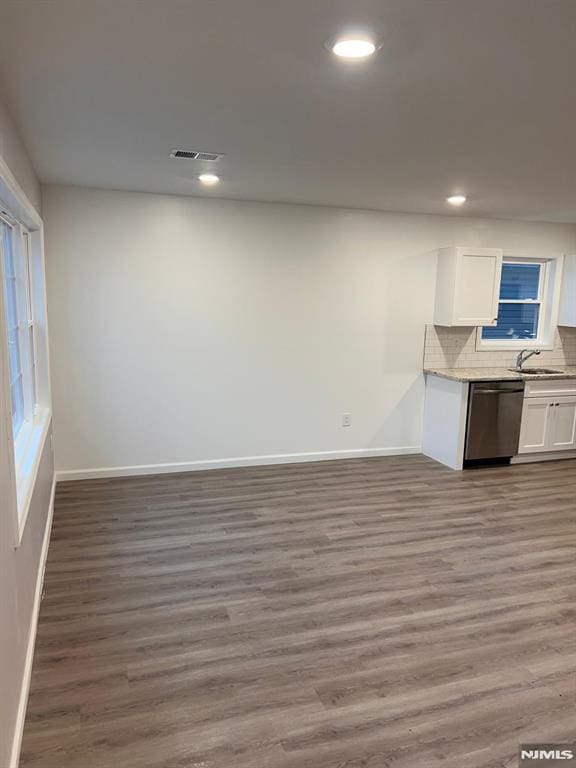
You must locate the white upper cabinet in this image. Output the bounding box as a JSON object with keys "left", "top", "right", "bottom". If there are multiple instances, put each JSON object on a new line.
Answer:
{"left": 559, "top": 253, "right": 576, "bottom": 327}
{"left": 433, "top": 247, "right": 503, "bottom": 327}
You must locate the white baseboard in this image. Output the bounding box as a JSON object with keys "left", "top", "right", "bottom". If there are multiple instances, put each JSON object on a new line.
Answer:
{"left": 511, "top": 450, "right": 576, "bottom": 464}
{"left": 10, "top": 473, "right": 56, "bottom": 768}
{"left": 55, "top": 445, "right": 422, "bottom": 482}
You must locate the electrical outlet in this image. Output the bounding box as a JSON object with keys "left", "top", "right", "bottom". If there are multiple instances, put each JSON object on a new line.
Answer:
{"left": 342, "top": 413, "right": 351, "bottom": 427}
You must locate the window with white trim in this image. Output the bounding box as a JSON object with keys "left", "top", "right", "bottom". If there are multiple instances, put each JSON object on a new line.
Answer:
{"left": 482, "top": 259, "right": 545, "bottom": 341}
{"left": 479, "top": 256, "right": 561, "bottom": 349}
{"left": 0, "top": 177, "right": 50, "bottom": 545}
{"left": 1, "top": 215, "right": 36, "bottom": 440}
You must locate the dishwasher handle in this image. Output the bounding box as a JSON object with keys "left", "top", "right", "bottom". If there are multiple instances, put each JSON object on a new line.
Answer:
{"left": 474, "top": 388, "right": 525, "bottom": 395}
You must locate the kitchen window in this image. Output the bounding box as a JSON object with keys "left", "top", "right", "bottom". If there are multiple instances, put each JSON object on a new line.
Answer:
{"left": 1, "top": 215, "right": 36, "bottom": 441}
{"left": 0, "top": 185, "right": 50, "bottom": 544}
{"left": 478, "top": 256, "right": 561, "bottom": 349}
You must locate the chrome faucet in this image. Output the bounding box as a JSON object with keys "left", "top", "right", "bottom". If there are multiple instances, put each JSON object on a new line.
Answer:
{"left": 516, "top": 348, "right": 541, "bottom": 371}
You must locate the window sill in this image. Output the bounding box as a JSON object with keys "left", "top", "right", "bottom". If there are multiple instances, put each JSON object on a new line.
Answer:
{"left": 13, "top": 408, "right": 51, "bottom": 547}
{"left": 474, "top": 328, "right": 555, "bottom": 352}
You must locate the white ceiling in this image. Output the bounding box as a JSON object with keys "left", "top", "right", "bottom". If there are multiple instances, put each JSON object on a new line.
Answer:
{"left": 2, "top": 0, "right": 576, "bottom": 221}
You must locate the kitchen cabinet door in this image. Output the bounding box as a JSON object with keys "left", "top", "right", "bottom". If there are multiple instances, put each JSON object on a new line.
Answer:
{"left": 559, "top": 254, "right": 576, "bottom": 327}
{"left": 549, "top": 396, "right": 576, "bottom": 451}
{"left": 518, "top": 397, "right": 553, "bottom": 454}
{"left": 434, "top": 247, "right": 502, "bottom": 327}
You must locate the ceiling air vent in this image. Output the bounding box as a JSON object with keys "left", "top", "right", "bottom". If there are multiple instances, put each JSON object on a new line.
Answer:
{"left": 169, "top": 149, "right": 223, "bottom": 161}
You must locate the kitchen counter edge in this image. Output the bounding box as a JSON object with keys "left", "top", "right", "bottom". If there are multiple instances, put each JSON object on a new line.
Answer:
{"left": 423, "top": 366, "right": 576, "bottom": 382}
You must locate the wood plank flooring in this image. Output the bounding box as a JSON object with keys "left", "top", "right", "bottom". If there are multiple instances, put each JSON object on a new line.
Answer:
{"left": 20, "top": 455, "right": 576, "bottom": 768}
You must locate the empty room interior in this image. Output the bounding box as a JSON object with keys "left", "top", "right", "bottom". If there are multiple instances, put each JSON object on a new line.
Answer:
{"left": 3, "top": 2, "right": 576, "bottom": 767}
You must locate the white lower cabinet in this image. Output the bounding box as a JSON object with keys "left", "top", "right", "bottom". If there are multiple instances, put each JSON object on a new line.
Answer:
{"left": 518, "top": 397, "right": 552, "bottom": 453}
{"left": 549, "top": 397, "right": 576, "bottom": 450}
{"left": 519, "top": 393, "right": 576, "bottom": 454}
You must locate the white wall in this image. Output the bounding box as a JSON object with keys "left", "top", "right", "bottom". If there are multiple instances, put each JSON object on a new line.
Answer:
{"left": 43, "top": 185, "right": 576, "bottom": 476}
{"left": 0, "top": 82, "right": 41, "bottom": 215}
{"left": 0, "top": 94, "right": 53, "bottom": 767}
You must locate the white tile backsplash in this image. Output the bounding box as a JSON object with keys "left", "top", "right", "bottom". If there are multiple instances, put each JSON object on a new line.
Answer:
{"left": 423, "top": 325, "right": 576, "bottom": 369}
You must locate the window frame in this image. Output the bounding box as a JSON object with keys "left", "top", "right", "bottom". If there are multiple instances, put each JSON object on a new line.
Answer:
{"left": 0, "top": 156, "right": 51, "bottom": 547}
{"left": 1, "top": 215, "right": 25, "bottom": 436}
{"left": 1, "top": 215, "right": 36, "bottom": 444}
{"left": 476, "top": 254, "right": 564, "bottom": 352}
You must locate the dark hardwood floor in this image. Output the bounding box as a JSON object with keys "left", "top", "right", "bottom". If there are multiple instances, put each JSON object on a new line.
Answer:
{"left": 20, "top": 455, "right": 576, "bottom": 768}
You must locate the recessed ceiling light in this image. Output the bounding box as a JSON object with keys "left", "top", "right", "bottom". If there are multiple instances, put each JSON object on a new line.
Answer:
{"left": 199, "top": 173, "right": 220, "bottom": 186}
{"left": 446, "top": 194, "right": 467, "bottom": 206}
{"left": 328, "top": 34, "right": 379, "bottom": 59}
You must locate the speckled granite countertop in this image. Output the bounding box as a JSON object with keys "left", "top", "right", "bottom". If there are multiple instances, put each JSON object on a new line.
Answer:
{"left": 424, "top": 366, "right": 576, "bottom": 382}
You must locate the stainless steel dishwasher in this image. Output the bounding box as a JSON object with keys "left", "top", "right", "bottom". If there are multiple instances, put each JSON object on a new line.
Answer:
{"left": 464, "top": 380, "right": 525, "bottom": 464}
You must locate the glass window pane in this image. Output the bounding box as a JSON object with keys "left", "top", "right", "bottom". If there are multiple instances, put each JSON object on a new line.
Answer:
{"left": 29, "top": 325, "right": 36, "bottom": 405}
{"left": 8, "top": 327, "right": 21, "bottom": 381}
{"left": 2, "top": 219, "right": 29, "bottom": 437}
{"left": 499, "top": 262, "right": 541, "bottom": 300}
{"left": 10, "top": 378, "right": 24, "bottom": 436}
{"left": 5, "top": 277, "right": 18, "bottom": 329}
{"left": 482, "top": 302, "right": 540, "bottom": 340}
{"left": 2, "top": 224, "right": 15, "bottom": 278}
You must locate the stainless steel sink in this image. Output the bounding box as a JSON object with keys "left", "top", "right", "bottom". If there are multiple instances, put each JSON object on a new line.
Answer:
{"left": 508, "top": 367, "right": 563, "bottom": 375}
